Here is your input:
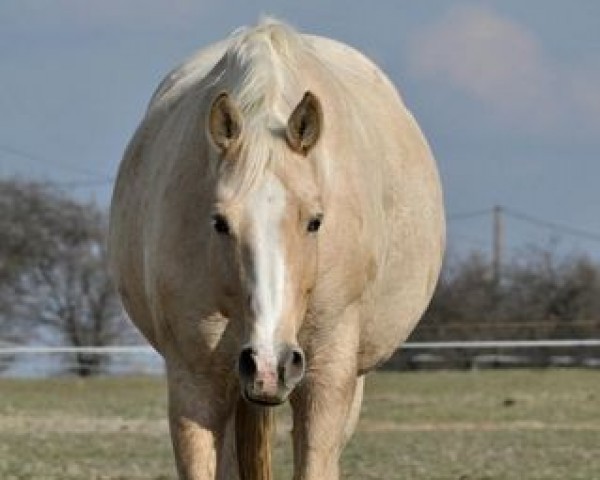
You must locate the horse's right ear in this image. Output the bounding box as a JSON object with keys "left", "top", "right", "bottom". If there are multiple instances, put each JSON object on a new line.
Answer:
{"left": 207, "top": 92, "right": 243, "bottom": 153}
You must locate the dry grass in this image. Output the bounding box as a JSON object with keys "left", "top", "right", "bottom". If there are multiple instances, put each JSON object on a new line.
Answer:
{"left": 1, "top": 370, "right": 598, "bottom": 479}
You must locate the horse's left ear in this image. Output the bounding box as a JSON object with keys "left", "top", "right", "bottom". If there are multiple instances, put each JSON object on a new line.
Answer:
{"left": 208, "top": 91, "right": 243, "bottom": 154}
{"left": 286, "top": 91, "right": 323, "bottom": 155}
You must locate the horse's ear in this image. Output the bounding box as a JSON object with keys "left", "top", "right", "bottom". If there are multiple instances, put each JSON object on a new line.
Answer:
{"left": 208, "top": 92, "right": 243, "bottom": 153}
{"left": 286, "top": 91, "right": 322, "bottom": 155}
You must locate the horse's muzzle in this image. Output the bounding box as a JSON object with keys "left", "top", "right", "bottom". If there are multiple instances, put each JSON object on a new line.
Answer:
{"left": 238, "top": 344, "right": 305, "bottom": 406}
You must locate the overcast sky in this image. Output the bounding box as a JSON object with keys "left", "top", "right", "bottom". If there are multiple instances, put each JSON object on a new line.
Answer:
{"left": 1, "top": 1, "right": 599, "bottom": 259}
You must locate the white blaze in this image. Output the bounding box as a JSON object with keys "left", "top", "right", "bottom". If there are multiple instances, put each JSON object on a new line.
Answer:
{"left": 246, "top": 174, "right": 286, "bottom": 352}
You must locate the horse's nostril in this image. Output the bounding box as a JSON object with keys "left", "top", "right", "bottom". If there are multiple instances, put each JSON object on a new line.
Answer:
{"left": 291, "top": 349, "right": 304, "bottom": 368}
{"left": 282, "top": 346, "right": 305, "bottom": 387}
{"left": 238, "top": 347, "right": 257, "bottom": 378}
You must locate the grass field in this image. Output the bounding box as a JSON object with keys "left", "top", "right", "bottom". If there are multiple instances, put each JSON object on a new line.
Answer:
{"left": 1, "top": 369, "right": 599, "bottom": 479}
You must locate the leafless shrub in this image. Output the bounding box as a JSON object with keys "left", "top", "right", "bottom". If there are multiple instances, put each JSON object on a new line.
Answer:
{"left": 417, "top": 247, "right": 600, "bottom": 342}
{"left": 0, "top": 180, "right": 134, "bottom": 375}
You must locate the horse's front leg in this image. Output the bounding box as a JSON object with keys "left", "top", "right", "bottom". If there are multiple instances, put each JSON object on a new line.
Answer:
{"left": 290, "top": 307, "right": 361, "bottom": 480}
{"left": 166, "top": 363, "right": 234, "bottom": 480}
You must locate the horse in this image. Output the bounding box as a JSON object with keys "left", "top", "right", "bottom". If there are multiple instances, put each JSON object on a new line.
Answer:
{"left": 109, "top": 19, "right": 445, "bottom": 480}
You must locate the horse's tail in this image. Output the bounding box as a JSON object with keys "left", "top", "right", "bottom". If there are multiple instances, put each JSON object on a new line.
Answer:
{"left": 236, "top": 398, "right": 274, "bottom": 480}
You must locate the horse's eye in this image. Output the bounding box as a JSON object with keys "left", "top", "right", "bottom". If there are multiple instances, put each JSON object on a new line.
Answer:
{"left": 212, "top": 214, "right": 230, "bottom": 235}
{"left": 307, "top": 214, "right": 323, "bottom": 233}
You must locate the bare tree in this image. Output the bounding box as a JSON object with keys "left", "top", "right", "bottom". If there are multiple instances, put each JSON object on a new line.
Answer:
{"left": 504, "top": 247, "right": 600, "bottom": 340}
{"left": 0, "top": 180, "right": 132, "bottom": 375}
{"left": 418, "top": 247, "right": 600, "bottom": 342}
{"left": 399, "top": 246, "right": 600, "bottom": 369}
{"left": 416, "top": 252, "right": 506, "bottom": 341}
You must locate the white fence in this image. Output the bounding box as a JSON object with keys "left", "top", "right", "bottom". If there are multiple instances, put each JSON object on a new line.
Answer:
{"left": 395, "top": 339, "right": 600, "bottom": 369}
{"left": 0, "top": 345, "right": 164, "bottom": 377}
{"left": 401, "top": 339, "right": 600, "bottom": 349}
{"left": 1, "top": 339, "right": 600, "bottom": 377}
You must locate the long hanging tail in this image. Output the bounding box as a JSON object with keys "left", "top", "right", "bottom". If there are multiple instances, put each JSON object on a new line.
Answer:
{"left": 236, "top": 398, "right": 274, "bottom": 480}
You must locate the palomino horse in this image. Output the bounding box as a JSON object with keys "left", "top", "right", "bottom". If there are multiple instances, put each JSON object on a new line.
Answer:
{"left": 109, "top": 19, "right": 444, "bottom": 480}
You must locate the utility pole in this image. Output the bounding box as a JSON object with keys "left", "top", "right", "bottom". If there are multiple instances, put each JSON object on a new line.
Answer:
{"left": 492, "top": 205, "right": 504, "bottom": 285}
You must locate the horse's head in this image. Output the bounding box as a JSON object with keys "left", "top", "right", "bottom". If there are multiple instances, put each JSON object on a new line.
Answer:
{"left": 206, "top": 91, "right": 323, "bottom": 405}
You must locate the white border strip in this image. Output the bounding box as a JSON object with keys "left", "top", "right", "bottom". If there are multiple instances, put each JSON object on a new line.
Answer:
{"left": 401, "top": 339, "right": 600, "bottom": 349}
{"left": 1, "top": 339, "right": 600, "bottom": 355}
{"left": 0, "top": 346, "right": 156, "bottom": 355}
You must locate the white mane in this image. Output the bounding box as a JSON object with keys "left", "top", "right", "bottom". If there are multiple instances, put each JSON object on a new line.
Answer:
{"left": 219, "top": 19, "right": 305, "bottom": 126}
{"left": 147, "top": 19, "right": 370, "bottom": 200}
{"left": 208, "top": 20, "right": 318, "bottom": 200}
